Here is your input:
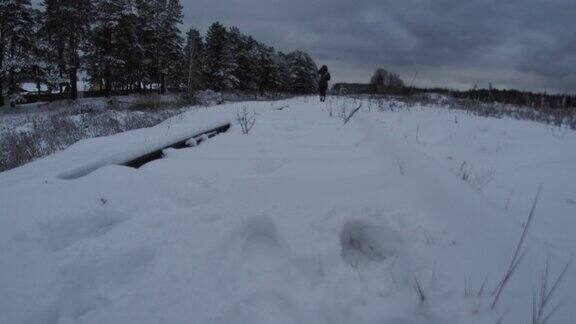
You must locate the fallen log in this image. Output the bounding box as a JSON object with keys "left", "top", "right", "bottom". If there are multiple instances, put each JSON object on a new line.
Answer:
{"left": 58, "top": 122, "right": 231, "bottom": 179}
{"left": 125, "top": 123, "right": 229, "bottom": 168}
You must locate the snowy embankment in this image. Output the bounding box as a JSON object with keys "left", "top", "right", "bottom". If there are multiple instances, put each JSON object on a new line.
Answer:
{"left": 0, "top": 95, "right": 191, "bottom": 173}
{"left": 1, "top": 97, "right": 575, "bottom": 324}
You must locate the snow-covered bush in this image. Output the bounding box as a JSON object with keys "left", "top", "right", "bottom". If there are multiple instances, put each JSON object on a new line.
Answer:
{"left": 196, "top": 90, "right": 224, "bottom": 107}
{"left": 0, "top": 131, "right": 44, "bottom": 171}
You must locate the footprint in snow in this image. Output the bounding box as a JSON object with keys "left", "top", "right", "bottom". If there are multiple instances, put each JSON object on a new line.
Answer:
{"left": 239, "top": 216, "right": 287, "bottom": 272}
{"left": 340, "top": 220, "right": 403, "bottom": 269}
{"left": 213, "top": 215, "right": 289, "bottom": 295}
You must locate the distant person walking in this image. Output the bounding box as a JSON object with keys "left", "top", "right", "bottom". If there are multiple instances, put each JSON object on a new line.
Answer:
{"left": 318, "top": 65, "right": 331, "bottom": 102}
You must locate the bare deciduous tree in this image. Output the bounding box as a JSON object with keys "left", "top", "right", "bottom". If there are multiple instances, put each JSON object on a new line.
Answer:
{"left": 236, "top": 105, "right": 256, "bottom": 134}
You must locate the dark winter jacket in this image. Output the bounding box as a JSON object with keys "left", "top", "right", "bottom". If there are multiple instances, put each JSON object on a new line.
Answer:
{"left": 319, "top": 69, "right": 331, "bottom": 91}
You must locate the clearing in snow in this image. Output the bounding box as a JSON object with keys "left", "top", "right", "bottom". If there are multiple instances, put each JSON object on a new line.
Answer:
{"left": 1, "top": 97, "right": 575, "bottom": 324}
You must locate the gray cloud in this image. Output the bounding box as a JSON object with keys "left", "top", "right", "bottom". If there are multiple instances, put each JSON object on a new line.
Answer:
{"left": 182, "top": 0, "right": 575, "bottom": 92}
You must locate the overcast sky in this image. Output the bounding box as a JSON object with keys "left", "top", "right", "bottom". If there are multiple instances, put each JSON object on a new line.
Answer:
{"left": 181, "top": 0, "right": 575, "bottom": 93}
{"left": 34, "top": 0, "right": 575, "bottom": 93}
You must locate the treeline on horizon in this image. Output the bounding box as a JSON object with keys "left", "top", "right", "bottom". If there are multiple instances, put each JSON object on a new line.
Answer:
{"left": 0, "top": 0, "right": 320, "bottom": 107}
{"left": 333, "top": 68, "right": 576, "bottom": 110}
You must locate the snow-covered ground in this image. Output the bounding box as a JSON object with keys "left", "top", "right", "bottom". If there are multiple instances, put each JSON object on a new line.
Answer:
{"left": 1, "top": 97, "right": 575, "bottom": 324}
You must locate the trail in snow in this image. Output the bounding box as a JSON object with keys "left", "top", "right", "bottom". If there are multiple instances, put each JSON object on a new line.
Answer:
{"left": 0, "top": 97, "right": 575, "bottom": 324}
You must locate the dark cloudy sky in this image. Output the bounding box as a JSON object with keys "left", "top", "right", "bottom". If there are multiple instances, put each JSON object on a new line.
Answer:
{"left": 180, "top": 0, "right": 575, "bottom": 93}
{"left": 33, "top": 0, "right": 575, "bottom": 93}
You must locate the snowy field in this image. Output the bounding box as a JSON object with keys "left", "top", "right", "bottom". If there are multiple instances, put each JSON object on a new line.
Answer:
{"left": 1, "top": 96, "right": 575, "bottom": 324}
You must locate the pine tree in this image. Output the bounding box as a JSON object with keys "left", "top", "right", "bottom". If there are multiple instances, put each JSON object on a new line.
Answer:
{"left": 134, "top": 0, "right": 155, "bottom": 91}
{"left": 44, "top": 0, "right": 93, "bottom": 100}
{"left": 271, "top": 52, "right": 291, "bottom": 93}
{"left": 184, "top": 28, "right": 204, "bottom": 93}
{"left": 158, "top": 0, "right": 183, "bottom": 92}
{"left": 135, "top": 0, "right": 183, "bottom": 94}
{"left": 27, "top": 8, "right": 46, "bottom": 96}
{"left": 204, "top": 22, "right": 238, "bottom": 91}
{"left": 254, "top": 43, "right": 277, "bottom": 95}
{"left": 37, "top": 1, "right": 66, "bottom": 100}
{"left": 86, "top": 0, "right": 138, "bottom": 96}
{"left": 42, "top": 0, "right": 66, "bottom": 95}
{"left": 113, "top": 6, "right": 142, "bottom": 91}
{"left": 228, "top": 27, "right": 259, "bottom": 92}
{"left": 0, "top": 0, "right": 34, "bottom": 107}
{"left": 286, "top": 51, "right": 318, "bottom": 94}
